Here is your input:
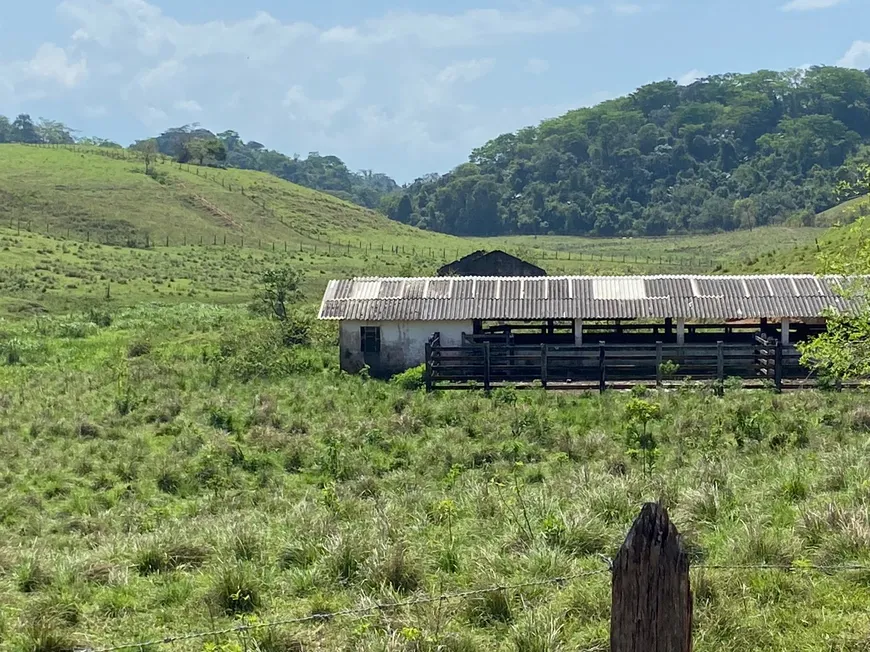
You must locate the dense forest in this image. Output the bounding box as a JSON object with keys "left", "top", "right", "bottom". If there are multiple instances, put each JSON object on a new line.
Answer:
{"left": 151, "top": 126, "right": 399, "bottom": 209}
{"left": 383, "top": 66, "right": 870, "bottom": 236}
{"left": 0, "top": 115, "right": 398, "bottom": 211}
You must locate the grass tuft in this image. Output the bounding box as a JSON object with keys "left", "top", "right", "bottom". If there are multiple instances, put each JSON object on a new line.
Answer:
{"left": 209, "top": 565, "right": 262, "bottom": 614}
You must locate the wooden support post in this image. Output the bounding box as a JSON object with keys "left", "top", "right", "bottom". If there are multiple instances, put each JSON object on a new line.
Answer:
{"left": 775, "top": 341, "right": 783, "bottom": 393}
{"left": 483, "top": 342, "right": 491, "bottom": 392}
{"left": 598, "top": 342, "right": 606, "bottom": 393}
{"left": 611, "top": 503, "right": 692, "bottom": 652}
{"left": 425, "top": 342, "right": 433, "bottom": 393}
{"left": 656, "top": 342, "right": 663, "bottom": 387}
{"left": 541, "top": 344, "right": 548, "bottom": 389}
{"left": 717, "top": 341, "right": 725, "bottom": 396}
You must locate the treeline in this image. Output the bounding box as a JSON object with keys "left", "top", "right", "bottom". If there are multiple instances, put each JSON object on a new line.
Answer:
{"left": 383, "top": 66, "right": 870, "bottom": 236}
{"left": 0, "top": 114, "right": 100, "bottom": 146}
{"left": 149, "top": 125, "right": 398, "bottom": 209}
{"left": 0, "top": 115, "right": 398, "bottom": 212}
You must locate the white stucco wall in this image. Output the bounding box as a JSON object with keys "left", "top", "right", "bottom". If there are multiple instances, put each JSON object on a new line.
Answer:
{"left": 339, "top": 320, "right": 473, "bottom": 377}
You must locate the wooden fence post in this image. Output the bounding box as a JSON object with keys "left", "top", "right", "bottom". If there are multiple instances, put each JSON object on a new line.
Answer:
{"left": 656, "top": 342, "right": 663, "bottom": 387}
{"left": 774, "top": 341, "right": 783, "bottom": 393}
{"left": 483, "top": 342, "right": 491, "bottom": 392}
{"left": 611, "top": 503, "right": 692, "bottom": 652}
{"left": 540, "top": 344, "right": 548, "bottom": 389}
{"left": 598, "top": 341, "right": 606, "bottom": 393}
{"left": 425, "top": 342, "right": 433, "bottom": 393}
{"left": 717, "top": 341, "right": 725, "bottom": 393}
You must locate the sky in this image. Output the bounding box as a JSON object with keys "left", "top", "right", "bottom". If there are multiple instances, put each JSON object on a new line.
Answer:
{"left": 1, "top": 0, "right": 870, "bottom": 183}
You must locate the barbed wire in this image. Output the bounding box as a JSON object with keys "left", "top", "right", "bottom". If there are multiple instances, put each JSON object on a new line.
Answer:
{"left": 694, "top": 563, "right": 870, "bottom": 572}
{"left": 78, "top": 561, "right": 870, "bottom": 652}
{"left": 81, "top": 567, "right": 610, "bottom": 652}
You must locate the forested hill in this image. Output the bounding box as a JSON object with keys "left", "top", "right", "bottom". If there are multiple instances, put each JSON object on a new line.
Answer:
{"left": 383, "top": 66, "right": 870, "bottom": 237}
{"left": 153, "top": 126, "right": 399, "bottom": 210}
{"left": 0, "top": 114, "right": 399, "bottom": 211}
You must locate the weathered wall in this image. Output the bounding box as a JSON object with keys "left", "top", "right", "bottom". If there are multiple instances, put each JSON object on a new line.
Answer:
{"left": 339, "top": 320, "right": 473, "bottom": 377}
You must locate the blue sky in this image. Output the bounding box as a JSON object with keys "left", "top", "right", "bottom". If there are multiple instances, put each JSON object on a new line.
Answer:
{"left": 1, "top": 0, "right": 869, "bottom": 182}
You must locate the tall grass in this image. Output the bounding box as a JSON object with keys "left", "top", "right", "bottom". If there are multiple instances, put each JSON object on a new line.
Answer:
{"left": 0, "top": 304, "right": 869, "bottom": 650}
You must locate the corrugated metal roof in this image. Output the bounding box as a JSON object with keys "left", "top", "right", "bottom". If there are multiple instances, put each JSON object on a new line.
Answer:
{"left": 318, "top": 275, "right": 859, "bottom": 322}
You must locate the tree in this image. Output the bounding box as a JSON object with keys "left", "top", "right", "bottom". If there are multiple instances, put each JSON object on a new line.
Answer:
{"left": 132, "top": 138, "right": 159, "bottom": 175}
{"left": 734, "top": 198, "right": 758, "bottom": 230}
{"left": 395, "top": 195, "right": 413, "bottom": 224}
{"left": 260, "top": 267, "right": 304, "bottom": 322}
{"left": 799, "top": 165, "right": 870, "bottom": 380}
{"left": 12, "top": 114, "right": 40, "bottom": 143}
{"left": 0, "top": 115, "right": 11, "bottom": 143}
{"left": 185, "top": 139, "right": 208, "bottom": 165}
{"left": 36, "top": 118, "right": 75, "bottom": 144}
{"left": 205, "top": 138, "right": 227, "bottom": 163}
{"left": 390, "top": 65, "right": 870, "bottom": 238}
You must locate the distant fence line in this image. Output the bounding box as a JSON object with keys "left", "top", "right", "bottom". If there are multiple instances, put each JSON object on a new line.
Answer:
{"left": 1, "top": 218, "right": 727, "bottom": 270}
{"left": 11, "top": 143, "right": 728, "bottom": 270}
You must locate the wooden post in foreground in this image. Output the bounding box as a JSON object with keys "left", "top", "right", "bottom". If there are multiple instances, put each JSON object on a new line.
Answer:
{"left": 611, "top": 503, "right": 692, "bottom": 652}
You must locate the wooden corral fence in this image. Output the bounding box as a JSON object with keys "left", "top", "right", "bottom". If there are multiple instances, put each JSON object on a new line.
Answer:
{"left": 425, "top": 333, "right": 808, "bottom": 392}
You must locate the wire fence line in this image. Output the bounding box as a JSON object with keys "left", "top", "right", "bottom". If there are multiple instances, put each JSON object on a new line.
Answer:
{"left": 0, "top": 217, "right": 730, "bottom": 272}
{"left": 82, "top": 568, "right": 612, "bottom": 652}
{"left": 76, "top": 562, "right": 870, "bottom": 652}
{"left": 9, "top": 143, "right": 734, "bottom": 271}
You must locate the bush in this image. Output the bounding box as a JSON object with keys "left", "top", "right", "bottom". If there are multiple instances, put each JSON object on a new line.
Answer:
{"left": 391, "top": 365, "right": 426, "bottom": 390}
{"left": 466, "top": 588, "right": 513, "bottom": 627}
{"left": 210, "top": 565, "right": 262, "bottom": 614}
{"left": 126, "top": 340, "right": 151, "bottom": 358}
{"left": 133, "top": 542, "right": 209, "bottom": 576}
{"left": 16, "top": 558, "right": 51, "bottom": 593}
{"left": 371, "top": 542, "right": 422, "bottom": 593}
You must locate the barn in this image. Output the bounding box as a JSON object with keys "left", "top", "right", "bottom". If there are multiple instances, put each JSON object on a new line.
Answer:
{"left": 318, "top": 274, "right": 855, "bottom": 388}
{"left": 437, "top": 250, "right": 546, "bottom": 277}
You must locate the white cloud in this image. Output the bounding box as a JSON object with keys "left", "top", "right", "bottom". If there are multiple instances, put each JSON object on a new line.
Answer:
{"left": 174, "top": 99, "right": 202, "bottom": 113}
{"left": 678, "top": 69, "right": 707, "bottom": 86}
{"left": 436, "top": 59, "right": 495, "bottom": 85}
{"left": 10, "top": 0, "right": 605, "bottom": 179}
{"left": 780, "top": 0, "right": 845, "bottom": 11}
{"left": 524, "top": 58, "right": 550, "bottom": 75}
{"left": 320, "top": 6, "right": 594, "bottom": 49}
{"left": 82, "top": 104, "right": 108, "bottom": 117}
{"left": 24, "top": 43, "right": 88, "bottom": 88}
{"left": 838, "top": 41, "right": 870, "bottom": 69}
{"left": 283, "top": 76, "right": 366, "bottom": 128}
{"left": 612, "top": 4, "right": 643, "bottom": 15}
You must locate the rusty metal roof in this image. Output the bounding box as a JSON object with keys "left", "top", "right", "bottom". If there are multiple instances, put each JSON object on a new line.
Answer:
{"left": 318, "top": 275, "right": 857, "bottom": 321}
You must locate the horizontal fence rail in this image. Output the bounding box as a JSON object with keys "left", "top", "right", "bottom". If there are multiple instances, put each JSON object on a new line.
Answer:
{"left": 426, "top": 337, "right": 810, "bottom": 392}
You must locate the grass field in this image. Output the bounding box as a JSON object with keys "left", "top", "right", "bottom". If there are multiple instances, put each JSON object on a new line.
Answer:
{"left": 1, "top": 144, "right": 826, "bottom": 282}
{"left": 1, "top": 304, "right": 870, "bottom": 652}
{"left": 3, "top": 141, "right": 870, "bottom": 652}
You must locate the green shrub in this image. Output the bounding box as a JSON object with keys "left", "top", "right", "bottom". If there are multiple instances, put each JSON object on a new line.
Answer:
{"left": 133, "top": 542, "right": 209, "bottom": 576}
{"left": 16, "top": 558, "right": 51, "bottom": 593}
{"left": 465, "top": 588, "right": 513, "bottom": 627}
{"left": 279, "top": 541, "right": 322, "bottom": 570}
{"left": 371, "top": 542, "right": 422, "bottom": 593}
{"left": 126, "top": 340, "right": 151, "bottom": 358}
{"left": 391, "top": 365, "right": 426, "bottom": 390}
{"left": 210, "top": 565, "right": 262, "bottom": 614}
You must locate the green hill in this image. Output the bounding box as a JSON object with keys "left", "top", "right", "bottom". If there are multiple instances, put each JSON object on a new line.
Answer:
{"left": 0, "top": 143, "right": 833, "bottom": 318}
{"left": 387, "top": 66, "right": 870, "bottom": 238}
{"left": 0, "top": 144, "right": 452, "bottom": 250}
